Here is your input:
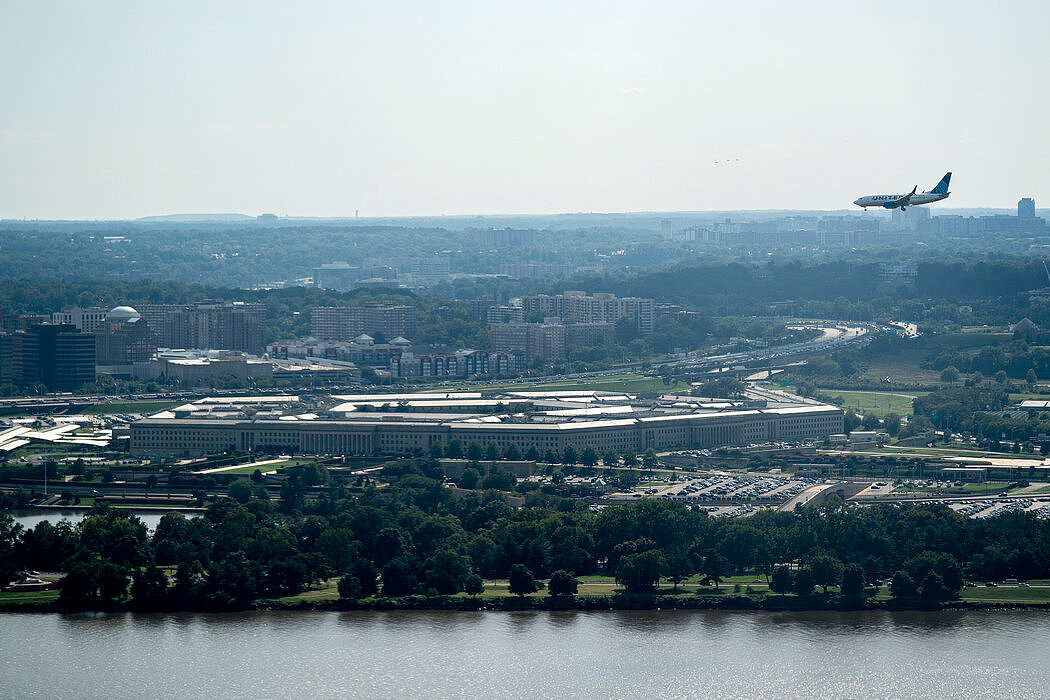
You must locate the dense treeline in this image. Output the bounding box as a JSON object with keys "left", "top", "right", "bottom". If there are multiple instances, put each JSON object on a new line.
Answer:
{"left": 4, "top": 459, "right": 1050, "bottom": 610}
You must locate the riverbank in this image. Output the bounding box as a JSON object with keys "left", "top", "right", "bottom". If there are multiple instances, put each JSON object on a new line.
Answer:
{"left": 7, "top": 591, "right": 1050, "bottom": 614}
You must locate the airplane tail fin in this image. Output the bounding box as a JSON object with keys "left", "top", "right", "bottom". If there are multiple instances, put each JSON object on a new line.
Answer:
{"left": 930, "top": 172, "right": 951, "bottom": 194}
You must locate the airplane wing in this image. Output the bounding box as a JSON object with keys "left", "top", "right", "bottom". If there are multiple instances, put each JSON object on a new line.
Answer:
{"left": 891, "top": 186, "right": 917, "bottom": 207}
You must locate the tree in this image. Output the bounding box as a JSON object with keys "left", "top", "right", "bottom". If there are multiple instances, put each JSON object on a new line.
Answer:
{"left": 485, "top": 441, "right": 501, "bottom": 461}
{"left": 621, "top": 449, "right": 638, "bottom": 467}
{"left": 422, "top": 550, "right": 471, "bottom": 595}
{"left": 699, "top": 550, "right": 728, "bottom": 590}
{"left": 504, "top": 443, "right": 522, "bottom": 460}
{"left": 940, "top": 365, "right": 960, "bottom": 384}
{"left": 228, "top": 478, "right": 253, "bottom": 504}
{"left": 508, "top": 563, "right": 541, "bottom": 597}
{"left": 446, "top": 439, "right": 464, "bottom": 459}
{"left": 602, "top": 449, "right": 619, "bottom": 467}
{"left": 1027, "top": 368, "right": 1038, "bottom": 386}
{"left": 840, "top": 563, "right": 866, "bottom": 597}
{"left": 429, "top": 442, "right": 445, "bottom": 459}
{"left": 665, "top": 549, "right": 693, "bottom": 591}
{"left": 547, "top": 569, "right": 578, "bottom": 597}
{"left": 883, "top": 413, "right": 902, "bottom": 437}
{"left": 580, "top": 446, "right": 599, "bottom": 467}
{"left": 350, "top": 558, "right": 379, "bottom": 595}
{"left": 642, "top": 448, "right": 658, "bottom": 470}
{"left": 482, "top": 468, "right": 516, "bottom": 491}
{"left": 919, "top": 570, "right": 949, "bottom": 601}
{"left": 770, "top": 565, "right": 793, "bottom": 596}
{"left": 525, "top": 446, "right": 540, "bottom": 461}
{"left": 792, "top": 567, "right": 815, "bottom": 596}
{"left": 464, "top": 573, "right": 485, "bottom": 597}
{"left": 130, "top": 565, "right": 169, "bottom": 608}
{"left": 338, "top": 572, "right": 364, "bottom": 599}
{"left": 890, "top": 570, "right": 917, "bottom": 599}
{"left": 616, "top": 550, "right": 667, "bottom": 593}
{"left": 861, "top": 413, "right": 881, "bottom": 431}
{"left": 562, "top": 445, "right": 579, "bottom": 465}
{"left": 0, "top": 512, "right": 23, "bottom": 586}
{"left": 810, "top": 553, "right": 844, "bottom": 595}
{"left": 382, "top": 555, "right": 421, "bottom": 596}
{"left": 466, "top": 441, "right": 484, "bottom": 461}
{"left": 459, "top": 467, "right": 481, "bottom": 490}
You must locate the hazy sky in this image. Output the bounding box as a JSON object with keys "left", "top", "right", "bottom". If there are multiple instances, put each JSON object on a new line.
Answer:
{"left": 2, "top": 1, "right": 1047, "bottom": 219}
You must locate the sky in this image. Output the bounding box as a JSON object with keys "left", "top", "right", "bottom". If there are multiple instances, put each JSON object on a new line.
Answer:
{"left": 1, "top": 1, "right": 1048, "bottom": 219}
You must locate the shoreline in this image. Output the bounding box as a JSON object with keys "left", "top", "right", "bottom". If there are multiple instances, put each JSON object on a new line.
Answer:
{"left": 6, "top": 593, "right": 1050, "bottom": 615}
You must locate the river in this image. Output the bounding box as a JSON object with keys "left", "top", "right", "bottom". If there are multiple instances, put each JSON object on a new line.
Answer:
{"left": 2, "top": 609, "right": 1048, "bottom": 698}
{"left": 10, "top": 510, "right": 181, "bottom": 532}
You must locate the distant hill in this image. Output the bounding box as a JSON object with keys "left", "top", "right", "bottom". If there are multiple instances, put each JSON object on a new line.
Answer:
{"left": 136, "top": 213, "right": 255, "bottom": 223}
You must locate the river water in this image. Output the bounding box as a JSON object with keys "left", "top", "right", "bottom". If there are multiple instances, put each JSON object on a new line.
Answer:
{"left": 10, "top": 510, "right": 177, "bottom": 532}
{"left": 2, "top": 609, "right": 1048, "bottom": 698}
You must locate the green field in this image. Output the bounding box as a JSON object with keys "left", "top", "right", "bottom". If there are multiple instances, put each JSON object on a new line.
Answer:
{"left": 271, "top": 574, "right": 771, "bottom": 604}
{"left": 0, "top": 589, "right": 59, "bottom": 604}
{"left": 196, "top": 459, "right": 323, "bottom": 476}
{"left": 858, "top": 331, "right": 1008, "bottom": 386}
{"left": 819, "top": 389, "right": 919, "bottom": 417}
{"left": 958, "top": 585, "right": 1050, "bottom": 603}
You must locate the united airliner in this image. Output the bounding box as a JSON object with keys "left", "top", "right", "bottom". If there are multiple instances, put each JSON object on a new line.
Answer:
{"left": 853, "top": 172, "right": 951, "bottom": 210}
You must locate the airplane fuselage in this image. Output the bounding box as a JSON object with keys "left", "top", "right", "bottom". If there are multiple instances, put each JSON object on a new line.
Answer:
{"left": 853, "top": 191, "right": 949, "bottom": 209}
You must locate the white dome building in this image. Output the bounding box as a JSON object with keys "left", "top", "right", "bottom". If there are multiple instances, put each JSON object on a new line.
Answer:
{"left": 107, "top": 305, "right": 141, "bottom": 322}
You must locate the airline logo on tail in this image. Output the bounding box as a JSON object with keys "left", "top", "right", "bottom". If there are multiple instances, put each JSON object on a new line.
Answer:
{"left": 854, "top": 172, "right": 952, "bottom": 210}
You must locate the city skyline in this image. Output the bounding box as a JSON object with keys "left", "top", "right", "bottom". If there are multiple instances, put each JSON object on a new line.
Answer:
{"left": 2, "top": 1, "right": 1048, "bottom": 219}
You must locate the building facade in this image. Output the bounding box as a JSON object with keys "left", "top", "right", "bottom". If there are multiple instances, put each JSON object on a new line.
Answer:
{"left": 0, "top": 323, "right": 95, "bottom": 391}
{"left": 130, "top": 402, "right": 844, "bottom": 458}
{"left": 311, "top": 303, "right": 417, "bottom": 341}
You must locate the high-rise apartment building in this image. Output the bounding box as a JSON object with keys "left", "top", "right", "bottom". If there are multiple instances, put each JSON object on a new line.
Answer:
{"left": 1020, "top": 197, "right": 1036, "bottom": 218}
{"left": 490, "top": 322, "right": 566, "bottom": 364}
{"left": 139, "top": 301, "right": 264, "bottom": 353}
{"left": 486, "top": 306, "right": 524, "bottom": 324}
{"left": 521, "top": 291, "right": 655, "bottom": 335}
{"left": 311, "top": 302, "right": 417, "bottom": 341}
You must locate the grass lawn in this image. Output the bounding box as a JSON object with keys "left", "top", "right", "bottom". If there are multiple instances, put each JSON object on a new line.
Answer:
{"left": 269, "top": 575, "right": 772, "bottom": 604}
{"left": 819, "top": 389, "right": 918, "bottom": 417}
{"left": 0, "top": 589, "right": 59, "bottom": 604}
{"left": 958, "top": 586, "right": 1050, "bottom": 603}
{"left": 856, "top": 331, "right": 1008, "bottom": 387}
{"left": 198, "top": 459, "right": 322, "bottom": 476}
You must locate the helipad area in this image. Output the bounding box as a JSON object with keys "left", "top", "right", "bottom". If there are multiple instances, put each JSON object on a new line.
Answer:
{"left": 129, "top": 389, "right": 844, "bottom": 458}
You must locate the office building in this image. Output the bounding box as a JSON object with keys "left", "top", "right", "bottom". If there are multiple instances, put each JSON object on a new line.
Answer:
{"left": 130, "top": 390, "right": 845, "bottom": 458}
{"left": 95, "top": 306, "right": 158, "bottom": 367}
{"left": 51, "top": 306, "right": 109, "bottom": 333}
{"left": 1020, "top": 197, "right": 1036, "bottom": 219}
{"left": 0, "top": 323, "right": 95, "bottom": 391}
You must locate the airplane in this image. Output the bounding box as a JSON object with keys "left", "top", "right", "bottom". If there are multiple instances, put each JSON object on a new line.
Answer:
{"left": 853, "top": 172, "right": 951, "bottom": 211}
